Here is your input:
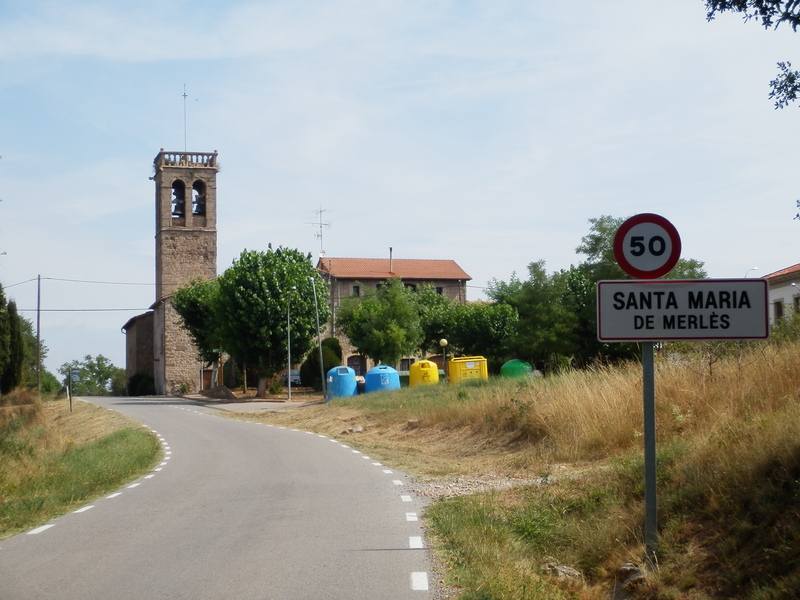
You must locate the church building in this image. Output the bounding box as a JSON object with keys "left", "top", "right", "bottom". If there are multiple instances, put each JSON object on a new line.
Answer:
{"left": 122, "top": 149, "right": 219, "bottom": 395}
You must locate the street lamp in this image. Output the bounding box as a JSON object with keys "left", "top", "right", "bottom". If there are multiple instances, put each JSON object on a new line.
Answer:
{"left": 439, "top": 338, "right": 448, "bottom": 380}
{"left": 744, "top": 267, "right": 758, "bottom": 278}
{"left": 287, "top": 286, "right": 297, "bottom": 401}
{"left": 309, "top": 276, "right": 327, "bottom": 401}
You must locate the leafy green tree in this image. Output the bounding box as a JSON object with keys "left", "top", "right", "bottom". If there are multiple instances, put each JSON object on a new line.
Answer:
{"left": 336, "top": 277, "right": 423, "bottom": 367}
{"left": 172, "top": 277, "right": 221, "bottom": 362}
{"left": 415, "top": 284, "right": 458, "bottom": 355}
{"left": 706, "top": 1, "right": 800, "bottom": 107}
{"left": 59, "top": 355, "right": 125, "bottom": 396}
{"left": 448, "top": 302, "right": 518, "bottom": 362}
{"left": 1, "top": 301, "right": 24, "bottom": 393}
{"left": 215, "top": 247, "right": 330, "bottom": 397}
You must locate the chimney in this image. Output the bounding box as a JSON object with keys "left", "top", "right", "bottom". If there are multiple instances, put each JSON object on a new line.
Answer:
{"left": 389, "top": 247, "right": 393, "bottom": 274}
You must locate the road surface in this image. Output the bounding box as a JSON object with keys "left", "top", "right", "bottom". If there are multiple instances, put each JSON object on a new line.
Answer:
{"left": 0, "top": 397, "right": 432, "bottom": 599}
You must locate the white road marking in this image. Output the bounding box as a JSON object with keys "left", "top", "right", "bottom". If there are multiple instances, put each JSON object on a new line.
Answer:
{"left": 401, "top": 495, "right": 413, "bottom": 502}
{"left": 409, "top": 536, "right": 424, "bottom": 549}
{"left": 406, "top": 513, "right": 418, "bottom": 521}
{"left": 106, "top": 493, "right": 122, "bottom": 499}
{"left": 393, "top": 480, "right": 403, "bottom": 486}
{"left": 352, "top": 450, "right": 361, "bottom": 454}
{"left": 144, "top": 474, "right": 155, "bottom": 479}
{"left": 372, "top": 462, "right": 382, "bottom": 466}
{"left": 127, "top": 483, "right": 141, "bottom": 489}
{"left": 411, "top": 572, "right": 429, "bottom": 591}
{"left": 27, "top": 524, "right": 55, "bottom": 535}
{"left": 383, "top": 469, "right": 393, "bottom": 474}
{"left": 154, "top": 468, "right": 163, "bottom": 472}
{"left": 74, "top": 506, "right": 95, "bottom": 513}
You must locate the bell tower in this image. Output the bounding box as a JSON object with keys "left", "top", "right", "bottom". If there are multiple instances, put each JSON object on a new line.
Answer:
{"left": 153, "top": 149, "right": 219, "bottom": 299}
{"left": 152, "top": 149, "right": 219, "bottom": 394}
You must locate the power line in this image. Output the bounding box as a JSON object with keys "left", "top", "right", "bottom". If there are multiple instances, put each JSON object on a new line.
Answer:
{"left": 17, "top": 308, "right": 150, "bottom": 313}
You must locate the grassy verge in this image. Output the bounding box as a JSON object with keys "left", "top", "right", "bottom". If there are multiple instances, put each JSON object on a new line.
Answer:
{"left": 237, "top": 341, "right": 800, "bottom": 599}
{"left": 0, "top": 396, "right": 161, "bottom": 539}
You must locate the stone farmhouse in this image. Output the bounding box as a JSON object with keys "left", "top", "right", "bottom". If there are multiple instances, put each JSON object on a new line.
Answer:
{"left": 316, "top": 254, "right": 472, "bottom": 374}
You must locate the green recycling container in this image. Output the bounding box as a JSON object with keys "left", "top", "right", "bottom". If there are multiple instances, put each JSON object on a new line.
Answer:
{"left": 500, "top": 359, "right": 534, "bottom": 378}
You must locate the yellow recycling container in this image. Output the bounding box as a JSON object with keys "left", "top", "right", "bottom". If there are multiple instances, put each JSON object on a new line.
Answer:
{"left": 448, "top": 356, "right": 488, "bottom": 385}
{"left": 408, "top": 360, "right": 440, "bottom": 386}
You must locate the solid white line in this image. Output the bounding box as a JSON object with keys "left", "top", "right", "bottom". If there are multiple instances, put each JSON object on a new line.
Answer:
{"left": 73, "top": 505, "right": 95, "bottom": 514}
{"left": 27, "top": 524, "right": 55, "bottom": 535}
{"left": 409, "top": 536, "right": 424, "bottom": 549}
{"left": 406, "top": 513, "right": 418, "bottom": 521}
{"left": 411, "top": 572, "right": 429, "bottom": 591}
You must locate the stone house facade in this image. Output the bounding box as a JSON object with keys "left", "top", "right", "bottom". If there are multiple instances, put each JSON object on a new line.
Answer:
{"left": 764, "top": 263, "right": 800, "bottom": 324}
{"left": 122, "top": 149, "right": 219, "bottom": 395}
{"left": 316, "top": 254, "right": 471, "bottom": 374}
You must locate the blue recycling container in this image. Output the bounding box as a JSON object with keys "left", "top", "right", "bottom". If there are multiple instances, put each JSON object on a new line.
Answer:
{"left": 326, "top": 366, "right": 357, "bottom": 400}
{"left": 364, "top": 365, "right": 401, "bottom": 394}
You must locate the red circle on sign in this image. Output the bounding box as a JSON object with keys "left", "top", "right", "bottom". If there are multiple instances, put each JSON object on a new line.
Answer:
{"left": 613, "top": 214, "right": 681, "bottom": 279}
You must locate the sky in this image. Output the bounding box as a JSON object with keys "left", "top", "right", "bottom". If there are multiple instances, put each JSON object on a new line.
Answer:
{"left": 1, "top": 0, "right": 799, "bottom": 376}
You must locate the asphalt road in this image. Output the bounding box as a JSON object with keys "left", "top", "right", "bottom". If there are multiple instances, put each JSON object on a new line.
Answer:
{"left": 0, "top": 397, "right": 432, "bottom": 599}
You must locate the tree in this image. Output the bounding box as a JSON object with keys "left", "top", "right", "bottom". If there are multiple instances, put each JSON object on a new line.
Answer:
{"left": 706, "top": 1, "right": 800, "bottom": 107}
{"left": 215, "top": 247, "right": 330, "bottom": 397}
{"left": 448, "top": 302, "right": 519, "bottom": 362}
{"left": 336, "top": 277, "right": 423, "bottom": 367}
{"left": 172, "top": 277, "right": 221, "bottom": 362}
{"left": 59, "top": 355, "right": 125, "bottom": 396}
{"left": 0, "top": 301, "right": 24, "bottom": 393}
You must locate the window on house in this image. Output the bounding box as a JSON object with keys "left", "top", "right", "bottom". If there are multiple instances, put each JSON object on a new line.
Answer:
{"left": 435, "top": 287, "right": 444, "bottom": 295}
{"left": 352, "top": 285, "right": 360, "bottom": 297}
{"left": 795, "top": 296, "right": 800, "bottom": 313}
{"left": 171, "top": 181, "right": 186, "bottom": 217}
{"left": 774, "top": 301, "right": 784, "bottom": 320}
{"left": 404, "top": 283, "right": 417, "bottom": 292}
{"left": 400, "top": 358, "right": 415, "bottom": 371}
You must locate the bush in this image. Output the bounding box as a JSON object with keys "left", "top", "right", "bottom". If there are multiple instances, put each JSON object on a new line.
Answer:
{"left": 127, "top": 373, "right": 155, "bottom": 396}
{"left": 300, "top": 343, "right": 342, "bottom": 391}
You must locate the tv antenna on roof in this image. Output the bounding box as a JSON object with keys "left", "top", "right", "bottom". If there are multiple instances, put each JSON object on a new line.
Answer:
{"left": 307, "top": 206, "right": 332, "bottom": 256}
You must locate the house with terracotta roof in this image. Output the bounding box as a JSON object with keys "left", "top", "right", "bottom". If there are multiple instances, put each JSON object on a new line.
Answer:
{"left": 315, "top": 253, "right": 472, "bottom": 374}
{"left": 764, "top": 263, "right": 800, "bottom": 323}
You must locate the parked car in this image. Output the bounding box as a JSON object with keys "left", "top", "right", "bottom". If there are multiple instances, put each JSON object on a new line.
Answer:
{"left": 282, "top": 369, "right": 301, "bottom": 386}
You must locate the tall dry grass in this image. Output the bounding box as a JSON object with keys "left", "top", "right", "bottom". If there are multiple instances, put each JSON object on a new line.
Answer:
{"left": 415, "top": 341, "right": 800, "bottom": 466}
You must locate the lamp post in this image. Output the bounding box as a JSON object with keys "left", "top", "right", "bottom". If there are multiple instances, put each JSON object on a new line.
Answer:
{"left": 309, "top": 276, "right": 327, "bottom": 400}
{"left": 439, "top": 338, "right": 448, "bottom": 380}
{"left": 287, "top": 285, "right": 297, "bottom": 401}
{"left": 744, "top": 267, "right": 758, "bottom": 278}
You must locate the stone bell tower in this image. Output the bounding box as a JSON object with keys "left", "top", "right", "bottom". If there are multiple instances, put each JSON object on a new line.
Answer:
{"left": 152, "top": 149, "right": 219, "bottom": 394}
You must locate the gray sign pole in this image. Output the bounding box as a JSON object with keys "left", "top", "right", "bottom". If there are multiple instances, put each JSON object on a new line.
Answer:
{"left": 642, "top": 341, "right": 657, "bottom": 563}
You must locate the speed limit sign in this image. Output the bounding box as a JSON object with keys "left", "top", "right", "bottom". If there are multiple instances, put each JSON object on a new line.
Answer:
{"left": 613, "top": 213, "right": 681, "bottom": 279}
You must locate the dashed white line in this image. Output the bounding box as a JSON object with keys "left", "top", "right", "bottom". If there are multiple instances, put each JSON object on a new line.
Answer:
{"left": 393, "top": 480, "right": 403, "bottom": 486}
{"left": 106, "top": 492, "right": 122, "bottom": 499}
{"left": 411, "top": 572, "right": 429, "bottom": 591}
{"left": 73, "top": 505, "right": 95, "bottom": 514}
{"left": 383, "top": 469, "right": 393, "bottom": 474}
{"left": 127, "top": 483, "right": 141, "bottom": 489}
{"left": 27, "top": 524, "right": 55, "bottom": 535}
{"left": 401, "top": 495, "right": 413, "bottom": 502}
{"left": 406, "top": 513, "right": 418, "bottom": 521}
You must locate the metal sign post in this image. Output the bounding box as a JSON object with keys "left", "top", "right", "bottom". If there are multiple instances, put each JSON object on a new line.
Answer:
{"left": 601, "top": 214, "right": 769, "bottom": 563}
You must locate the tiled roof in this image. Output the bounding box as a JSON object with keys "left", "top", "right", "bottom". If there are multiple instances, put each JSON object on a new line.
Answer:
{"left": 764, "top": 263, "right": 800, "bottom": 281}
{"left": 316, "top": 257, "right": 471, "bottom": 281}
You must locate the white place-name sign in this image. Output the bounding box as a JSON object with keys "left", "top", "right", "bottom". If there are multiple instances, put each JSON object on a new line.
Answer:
{"left": 597, "top": 279, "right": 769, "bottom": 341}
